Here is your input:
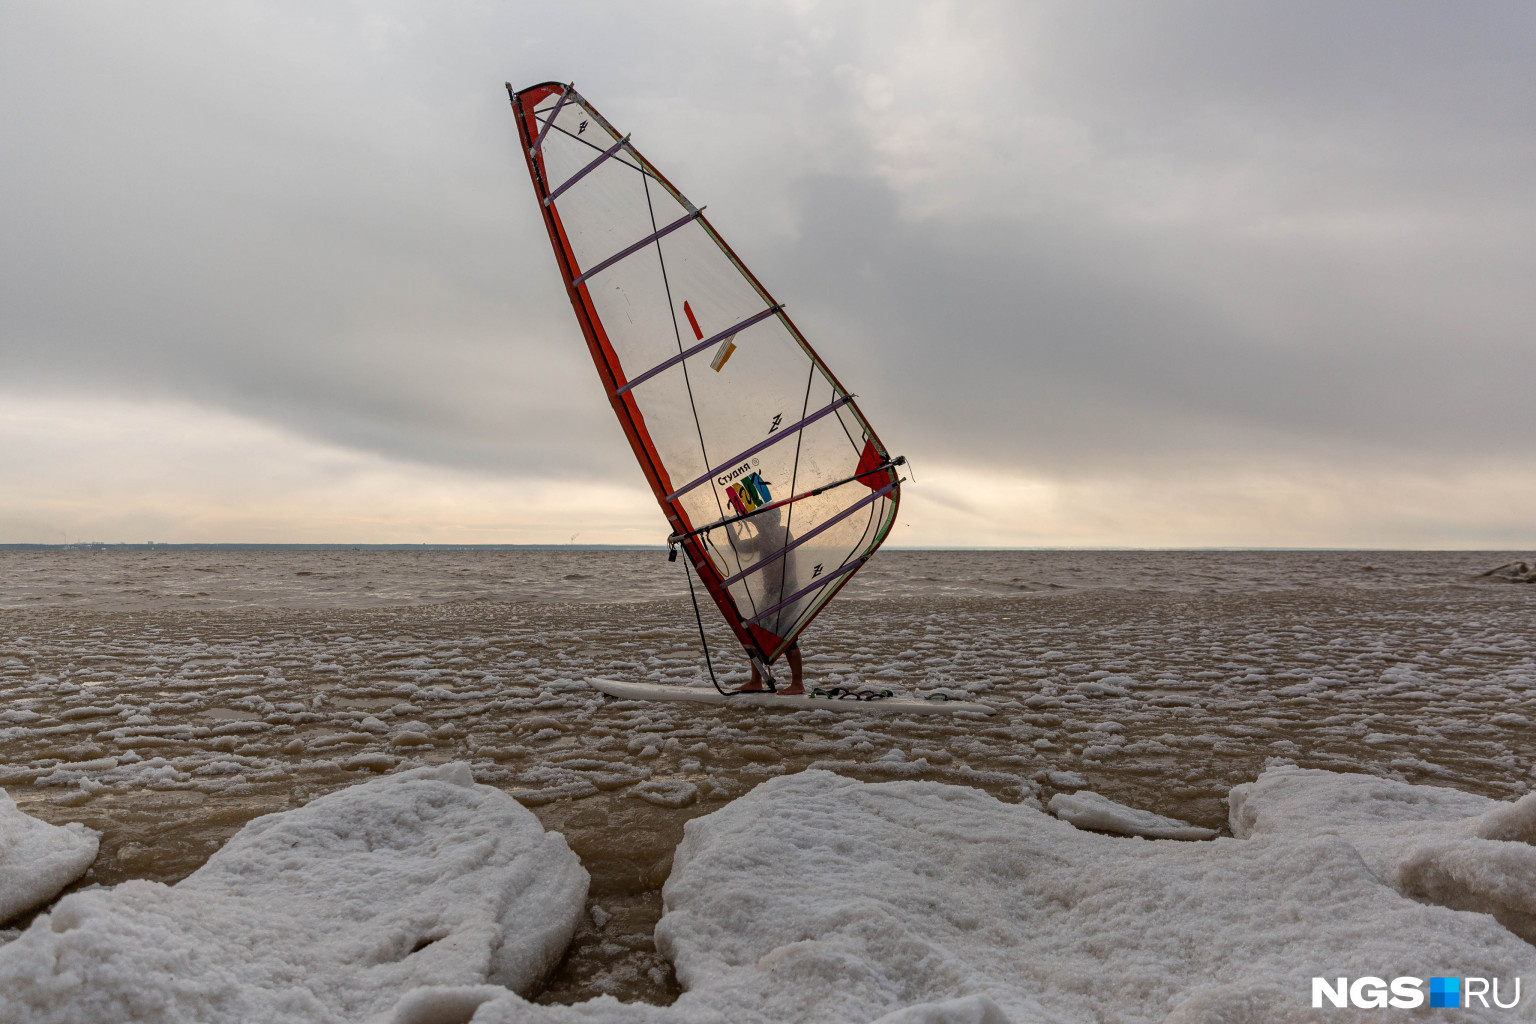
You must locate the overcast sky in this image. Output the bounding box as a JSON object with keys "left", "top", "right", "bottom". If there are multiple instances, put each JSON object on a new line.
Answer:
{"left": 3, "top": 1, "right": 1533, "bottom": 547}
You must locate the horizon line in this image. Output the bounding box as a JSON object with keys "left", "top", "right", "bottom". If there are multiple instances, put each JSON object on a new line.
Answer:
{"left": 1, "top": 542, "right": 1527, "bottom": 554}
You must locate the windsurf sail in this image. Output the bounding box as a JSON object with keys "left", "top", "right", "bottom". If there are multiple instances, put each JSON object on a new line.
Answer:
{"left": 507, "top": 82, "right": 903, "bottom": 674}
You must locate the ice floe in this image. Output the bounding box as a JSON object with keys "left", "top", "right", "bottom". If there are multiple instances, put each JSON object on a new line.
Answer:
{"left": 0, "top": 763, "right": 587, "bottom": 1024}
{"left": 0, "top": 786, "right": 98, "bottom": 924}
{"left": 5, "top": 765, "right": 1536, "bottom": 1022}
{"left": 1048, "top": 789, "right": 1217, "bottom": 840}
{"left": 398, "top": 767, "right": 1536, "bottom": 1023}
{"left": 1231, "top": 762, "right": 1536, "bottom": 942}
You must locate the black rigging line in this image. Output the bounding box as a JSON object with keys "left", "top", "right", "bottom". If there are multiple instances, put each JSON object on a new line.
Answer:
{"left": 533, "top": 110, "right": 656, "bottom": 178}
{"left": 785, "top": 471, "right": 896, "bottom": 640}
{"left": 666, "top": 457, "right": 905, "bottom": 544}
{"left": 643, "top": 175, "right": 762, "bottom": 642}
{"left": 829, "top": 384, "right": 863, "bottom": 451}
{"left": 773, "top": 361, "right": 817, "bottom": 640}
{"left": 682, "top": 553, "right": 734, "bottom": 697}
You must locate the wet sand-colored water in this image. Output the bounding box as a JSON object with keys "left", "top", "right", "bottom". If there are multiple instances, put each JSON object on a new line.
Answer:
{"left": 3, "top": 548, "right": 1533, "bottom": 999}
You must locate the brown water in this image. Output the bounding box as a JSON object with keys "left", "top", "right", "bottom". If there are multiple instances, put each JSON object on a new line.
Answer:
{"left": 2, "top": 548, "right": 1533, "bottom": 1000}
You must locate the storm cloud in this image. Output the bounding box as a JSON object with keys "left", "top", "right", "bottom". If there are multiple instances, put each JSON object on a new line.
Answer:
{"left": 3, "top": 1, "right": 1533, "bottom": 545}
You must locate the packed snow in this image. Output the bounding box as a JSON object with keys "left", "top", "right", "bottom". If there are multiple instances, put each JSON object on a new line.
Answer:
{"left": 388, "top": 767, "right": 1536, "bottom": 1024}
{"left": 5, "top": 763, "right": 1536, "bottom": 1022}
{"left": 1048, "top": 789, "right": 1217, "bottom": 840}
{"left": 0, "top": 786, "right": 97, "bottom": 923}
{"left": 0, "top": 763, "right": 587, "bottom": 1024}
{"left": 1231, "top": 762, "right": 1536, "bottom": 943}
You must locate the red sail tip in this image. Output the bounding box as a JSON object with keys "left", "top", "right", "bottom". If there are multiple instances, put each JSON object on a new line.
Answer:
{"left": 856, "top": 438, "right": 887, "bottom": 490}
{"left": 683, "top": 301, "right": 704, "bottom": 340}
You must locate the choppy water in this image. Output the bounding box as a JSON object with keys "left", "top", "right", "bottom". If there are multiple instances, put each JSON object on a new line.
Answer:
{"left": 2, "top": 547, "right": 1533, "bottom": 1000}
{"left": 0, "top": 547, "right": 1509, "bottom": 609}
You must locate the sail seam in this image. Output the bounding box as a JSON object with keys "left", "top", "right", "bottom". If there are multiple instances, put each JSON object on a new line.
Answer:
{"left": 778, "top": 537, "right": 869, "bottom": 640}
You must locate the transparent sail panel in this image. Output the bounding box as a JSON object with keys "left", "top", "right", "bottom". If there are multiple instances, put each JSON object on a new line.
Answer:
{"left": 513, "top": 83, "right": 901, "bottom": 662}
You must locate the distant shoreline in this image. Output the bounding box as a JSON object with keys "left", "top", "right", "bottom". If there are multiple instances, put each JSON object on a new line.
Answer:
{"left": 0, "top": 542, "right": 665, "bottom": 551}
{"left": 0, "top": 543, "right": 1524, "bottom": 553}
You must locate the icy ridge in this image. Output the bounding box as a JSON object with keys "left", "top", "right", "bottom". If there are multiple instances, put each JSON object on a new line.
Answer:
{"left": 0, "top": 786, "right": 98, "bottom": 924}
{"left": 0, "top": 763, "right": 587, "bottom": 1024}
{"left": 1047, "top": 789, "right": 1217, "bottom": 840}
{"left": 1231, "top": 762, "right": 1536, "bottom": 943}
{"left": 414, "top": 767, "right": 1536, "bottom": 1024}
{"left": 7, "top": 765, "right": 1536, "bottom": 1023}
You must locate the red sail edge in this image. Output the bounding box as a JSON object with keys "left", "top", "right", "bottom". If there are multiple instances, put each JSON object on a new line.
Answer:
{"left": 506, "top": 81, "right": 901, "bottom": 667}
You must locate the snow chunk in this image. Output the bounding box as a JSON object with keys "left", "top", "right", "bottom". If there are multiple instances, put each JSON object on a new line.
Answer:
{"left": 1228, "top": 763, "right": 1495, "bottom": 838}
{"left": 451, "top": 769, "right": 1536, "bottom": 1024}
{"left": 0, "top": 788, "right": 98, "bottom": 924}
{"left": 1231, "top": 763, "right": 1536, "bottom": 941}
{"left": 1048, "top": 790, "right": 1217, "bottom": 840}
{"left": 1072, "top": 678, "right": 1129, "bottom": 697}
{"left": 0, "top": 763, "right": 586, "bottom": 1024}
{"left": 631, "top": 779, "right": 699, "bottom": 808}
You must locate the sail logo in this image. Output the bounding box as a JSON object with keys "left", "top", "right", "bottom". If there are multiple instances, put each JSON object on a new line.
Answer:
{"left": 716, "top": 460, "right": 758, "bottom": 487}
{"left": 725, "top": 472, "right": 772, "bottom": 516}
{"left": 1312, "top": 976, "right": 1520, "bottom": 1009}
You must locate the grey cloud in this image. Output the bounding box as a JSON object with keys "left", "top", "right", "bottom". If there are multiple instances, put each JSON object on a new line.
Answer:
{"left": 765, "top": 171, "right": 1535, "bottom": 476}
{"left": 2, "top": 1, "right": 1533, "bottom": 501}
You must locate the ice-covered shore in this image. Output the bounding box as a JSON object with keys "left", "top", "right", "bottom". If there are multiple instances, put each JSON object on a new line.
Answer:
{"left": 0, "top": 764, "right": 587, "bottom": 1023}
{"left": 5, "top": 763, "right": 1536, "bottom": 1023}
{"left": 0, "top": 786, "right": 98, "bottom": 924}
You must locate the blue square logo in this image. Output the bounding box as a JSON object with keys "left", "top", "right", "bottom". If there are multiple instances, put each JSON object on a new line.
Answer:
{"left": 1430, "top": 977, "right": 1460, "bottom": 1008}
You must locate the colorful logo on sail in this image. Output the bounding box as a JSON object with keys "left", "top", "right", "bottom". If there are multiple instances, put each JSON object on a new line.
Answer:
{"left": 726, "top": 472, "right": 772, "bottom": 516}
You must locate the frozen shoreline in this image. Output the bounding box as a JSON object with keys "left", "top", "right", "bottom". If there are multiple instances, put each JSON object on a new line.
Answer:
{"left": 5, "top": 763, "right": 1535, "bottom": 1023}
{"left": 0, "top": 786, "right": 97, "bottom": 924}
{"left": 3, "top": 549, "right": 1533, "bottom": 1012}
{"left": 0, "top": 764, "right": 587, "bottom": 1024}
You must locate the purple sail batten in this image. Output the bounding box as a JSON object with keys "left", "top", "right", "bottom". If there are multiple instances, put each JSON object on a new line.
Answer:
{"left": 529, "top": 85, "right": 573, "bottom": 156}
{"left": 665, "top": 395, "right": 853, "bottom": 502}
{"left": 572, "top": 210, "right": 703, "bottom": 287}
{"left": 616, "top": 306, "right": 782, "bottom": 395}
{"left": 744, "top": 558, "right": 867, "bottom": 626}
{"left": 721, "top": 483, "right": 895, "bottom": 588}
{"left": 544, "top": 135, "right": 630, "bottom": 206}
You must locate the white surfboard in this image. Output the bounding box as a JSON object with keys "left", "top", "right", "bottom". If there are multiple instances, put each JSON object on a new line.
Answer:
{"left": 588, "top": 677, "right": 995, "bottom": 716}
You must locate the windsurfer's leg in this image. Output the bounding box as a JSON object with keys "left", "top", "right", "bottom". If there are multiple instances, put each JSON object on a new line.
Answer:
{"left": 780, "top": 643, "right": 804, "bottom": 695}
{"left": 734, "top": 644, "right": 802, "bottom": 694}
{"left": 733, "top": 658, "right": 769, "bottom": 693}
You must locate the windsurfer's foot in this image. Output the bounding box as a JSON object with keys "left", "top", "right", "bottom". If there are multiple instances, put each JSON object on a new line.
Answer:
{"left": 731, "top": 681, "right": 805, "bottom": 695}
